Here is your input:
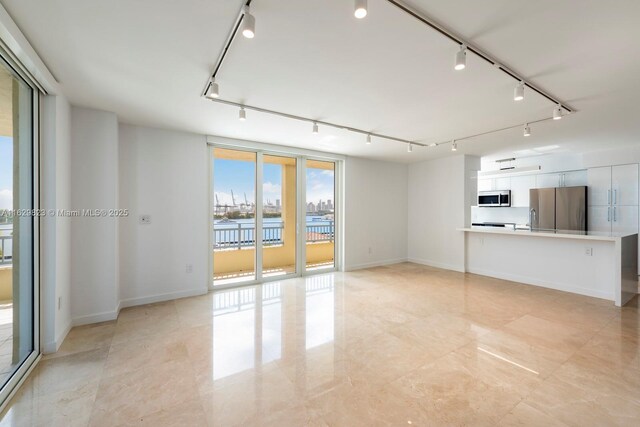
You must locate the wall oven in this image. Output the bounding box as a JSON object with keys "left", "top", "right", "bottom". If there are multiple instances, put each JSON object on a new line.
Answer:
{"left": 478, "top": 190, "right": 511, "bottom": 207}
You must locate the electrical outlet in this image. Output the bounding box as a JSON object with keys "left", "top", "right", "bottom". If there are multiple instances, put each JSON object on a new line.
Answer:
{"left": 585, "top": 247, "right": 593, "bottom": 256}
{"left": 139, "top": 215, "right": 151, "bottom": 225}
{"left": 186, "top": 264, "right": 193, "bottom": 273}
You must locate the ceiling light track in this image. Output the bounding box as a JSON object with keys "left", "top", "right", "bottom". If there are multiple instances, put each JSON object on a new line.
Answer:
{"left": 202, "top": 0, "right": 253, "bottom": 97}
{"left": 383, "top": 0, "right": 574, "bottom": 113}
{"left": 207, "top": 97, "right": 423, "bottom": 148}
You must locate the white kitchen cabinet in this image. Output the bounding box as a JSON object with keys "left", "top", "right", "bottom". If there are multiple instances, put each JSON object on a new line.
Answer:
{"left": 494, "top": 177, "right": 511, "bottom": 190}
{"left": 562, "top": 170, "right": 587, "bottom": 187}
{"left": 611, "top": 164, "right": 639, "bottom": 206}
{"left": 588, "top": 206, "right": 613, "bottom": 233}
{"left": 612, "top": 205, "right": 639, "bottom": 235}
{"left": 510, "top": 175, "right": 536, "bottom": 207}
{"left": 536, "top": 173, "right": 561, "bottom": 188}
{"left": 478, "top": 178, "right": 493, "bottom": 192}
{"left": 587, "top": 167, "right": 612, "bottom": 206}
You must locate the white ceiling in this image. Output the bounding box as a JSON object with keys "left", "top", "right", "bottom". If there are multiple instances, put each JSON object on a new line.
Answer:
{"left": 2, "top": 0, "right": 640, "bottom": 163}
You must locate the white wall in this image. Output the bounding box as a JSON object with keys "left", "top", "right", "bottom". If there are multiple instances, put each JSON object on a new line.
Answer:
{"left": 41, "top": 95, "right": 72, "bottom": 352}
{"left": 344, "top": 157, "right": 408, "bottom": 270}
{"left": 70, "top": 107, "right": 119, "bottom": 325}
{"left": 407, "top": 155, "right": 480, "bottom": 272}
{"left": 118, "top": 124, "right": 209, "bottom": 305}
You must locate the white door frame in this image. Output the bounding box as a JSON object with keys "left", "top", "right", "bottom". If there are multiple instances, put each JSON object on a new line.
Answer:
{"left": 208, "top": 138, "right": 344, "bottom": 291}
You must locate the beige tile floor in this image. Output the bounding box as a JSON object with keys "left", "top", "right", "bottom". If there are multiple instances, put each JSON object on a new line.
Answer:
{"left": 0, "top": 262, "right": 639, "bottom": 426}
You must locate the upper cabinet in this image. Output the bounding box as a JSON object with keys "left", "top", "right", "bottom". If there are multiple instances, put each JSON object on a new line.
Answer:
{"left": 511, "top": 175, "right": 536, "bottom": 207}
{"left": 588, "top": 164, "right": 639, "bottom": 206}
{"left": 587, "top": 167, "right": 611, "bottom": 206}
{"left": 536, "top": 170, "right": 587, "bottom": 188}
{"left": 611, "top": 164, "right": 639, "bottom": 206}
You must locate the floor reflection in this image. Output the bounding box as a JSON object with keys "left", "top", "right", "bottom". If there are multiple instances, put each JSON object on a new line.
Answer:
{"left": 211, "top": 275, "right": 337, "bottom": 383}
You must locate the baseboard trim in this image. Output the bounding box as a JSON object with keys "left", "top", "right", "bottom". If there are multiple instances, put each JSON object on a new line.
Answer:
{"left": 119, "top": 287, "right": 208, "bottom": 309}
{"left": 345, "top": 257, "right": 408, "bottom": 271}
{"left": 467, "top": 267, "right": 614, "bottom": 301}
{"left": 42, "top": 317, "right": 72, "bottom": 354}
{"left": 71, "top": 288, "right": 208, "bottom": 327}
{"left": 71, "top": 309, "right": 119, "bottom": 327}
{"left": 407, "top": 257, "right": 465, "bottom": 273}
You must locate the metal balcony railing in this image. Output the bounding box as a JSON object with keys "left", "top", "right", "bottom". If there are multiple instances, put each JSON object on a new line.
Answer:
{"left": 213, "top": 221, "right": 334, "bottom": 250}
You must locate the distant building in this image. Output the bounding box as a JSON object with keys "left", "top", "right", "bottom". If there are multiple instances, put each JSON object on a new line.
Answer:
{"left": 307, "top": 202, "right": 316, "bottom": 213}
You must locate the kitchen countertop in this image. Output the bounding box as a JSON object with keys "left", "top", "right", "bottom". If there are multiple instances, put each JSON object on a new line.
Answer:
{"left": 459, "top": 227, "right": 638, "bottom": 242}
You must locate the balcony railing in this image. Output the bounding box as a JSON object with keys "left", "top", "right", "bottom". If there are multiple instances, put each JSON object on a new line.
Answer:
{"left": 0, "top": 235, "right": 12, "bottom": 265}
{"left": 213, "top": 221, "right": 334, "bottom": 249}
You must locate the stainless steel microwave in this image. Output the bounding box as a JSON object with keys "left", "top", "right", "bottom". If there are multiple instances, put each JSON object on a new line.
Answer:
{"left": 478, "top": 190, "right": 511, "bottom": 207}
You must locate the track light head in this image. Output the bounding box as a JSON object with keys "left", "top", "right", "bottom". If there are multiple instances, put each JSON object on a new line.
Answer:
{"left": 366, "top": 134, "right": 372, "bottom": 144}
{"left": 455, "top": 45, "right": 466, "bottom": 71}
{"left": 523, "top": 124, "right": 531, "bottom": 137}
{"left": 242, "top": 6, "right": 255, "bottom": 39}
{"left": 205, "top": 80, "right": 219, "bottom": 99}
{"left": 451, "top": 140, "right": 458, "bottom": 151}
{"left": 312, "top": 122, "right": 319, "bottom": 134}
{"left": 553, "top": 105, "right": 563, "bottom": 120}
{"left": 239, "top": 107, "right": 246, "bottom": 121}
{"left": 354, "top": 0, "right": 368, "bottom": 19}
{"left": 407, "top": 143, "right": 413, "bottom": 153}
{"left": 514, "top": 82, "right": 525, "bottom": 101}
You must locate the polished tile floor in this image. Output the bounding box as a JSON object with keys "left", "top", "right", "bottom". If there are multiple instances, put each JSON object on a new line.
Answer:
{"left": 0, "top": 262, "right": 639, "bottom": 426}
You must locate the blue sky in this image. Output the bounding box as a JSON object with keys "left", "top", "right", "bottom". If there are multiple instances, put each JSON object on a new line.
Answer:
{"left": 0, "top": 136, "right": 12, "bottom": 209}
{"left": 213, "top": 158, "right": 334, "bottom": 207}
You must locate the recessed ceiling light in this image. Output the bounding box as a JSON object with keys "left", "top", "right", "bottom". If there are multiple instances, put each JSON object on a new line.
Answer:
{"left": 354, "top": 0, "right": 368, "bottom": 19}
{"left": 242, "top": 6, "right": 255, "bottom": 38}
{"left": 455, "top": 45, "right": 466, "bottom": 71}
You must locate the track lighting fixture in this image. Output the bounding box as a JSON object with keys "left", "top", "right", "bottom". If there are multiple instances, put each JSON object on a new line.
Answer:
{"left": 312, "top": 122, "right": 319, "bottom": 134}
{"left": 553, "top": 105, "right": 563, "bottom": 120}
{"left": 454, "top": 45, "right": 466, "bottom": 71}
{"left": 523, "top": 124, "right": 531, "bottom": 137}
{"left": 205, "top": 80, "right": 219, "bottom": 99}
{"left": 451, "top": 140, "right": 457, "bottom": 151}
{"left": 242, "top": 6, "right": 255, "bottom": 39}
{"left": 366, "top": 134, "right": 372, "bottom": 144}
{"left": 407, "top": 143, "right": 413, "bottom": 153}
{"left": 239, "top": 107, "right": 246, "bottom": 121}
{"left": 514, "top": 82, "right": 525, "bottom": 101}
{"left": 354, "top": 0, "right": 368, "bottom": 19}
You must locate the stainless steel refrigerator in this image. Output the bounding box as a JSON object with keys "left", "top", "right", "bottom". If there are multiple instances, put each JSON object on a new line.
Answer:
{"left": 529, "top": 186, "right": 587, "bottom": 231}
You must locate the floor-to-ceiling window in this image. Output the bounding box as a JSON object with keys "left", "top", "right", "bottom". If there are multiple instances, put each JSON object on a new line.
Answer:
{"left": 0, "top": 51, "right": 39, "bottom": 407}
{"left": 210, "top": 146, "right": 340, "bottom": 288}
{"left": 305, "top": 160, "right": 335, "bottom": 271}
{"left": 212, "top": 148, "right": 257, "bottom": 286}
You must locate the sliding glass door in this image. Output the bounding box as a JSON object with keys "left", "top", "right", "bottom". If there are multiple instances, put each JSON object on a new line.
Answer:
{"left": 211, "top": 148, "right": 339, "bottom": 288}
{"left": 0, "top": 53, "right": 38, "bottom": 405}
{"left": 212, "top": 148, "right": 257, "bottom": 286}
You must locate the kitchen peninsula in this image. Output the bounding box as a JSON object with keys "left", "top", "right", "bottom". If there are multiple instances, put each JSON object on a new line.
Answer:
{"left": 459, "top": 227, "right": 638, "bottom": 306}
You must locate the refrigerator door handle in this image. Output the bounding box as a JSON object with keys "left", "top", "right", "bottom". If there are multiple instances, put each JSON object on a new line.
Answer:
{"left": 614, "top": 189, "right": 617, "bottom": 205}
{"left": 608, "top": 206, "right": 611, "bottom": 222}
{"left": 613, "top": 206, "right": 617, "bottom": 222}
{"left": 607, "top": 189, "right": 611, "bottom": 205}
